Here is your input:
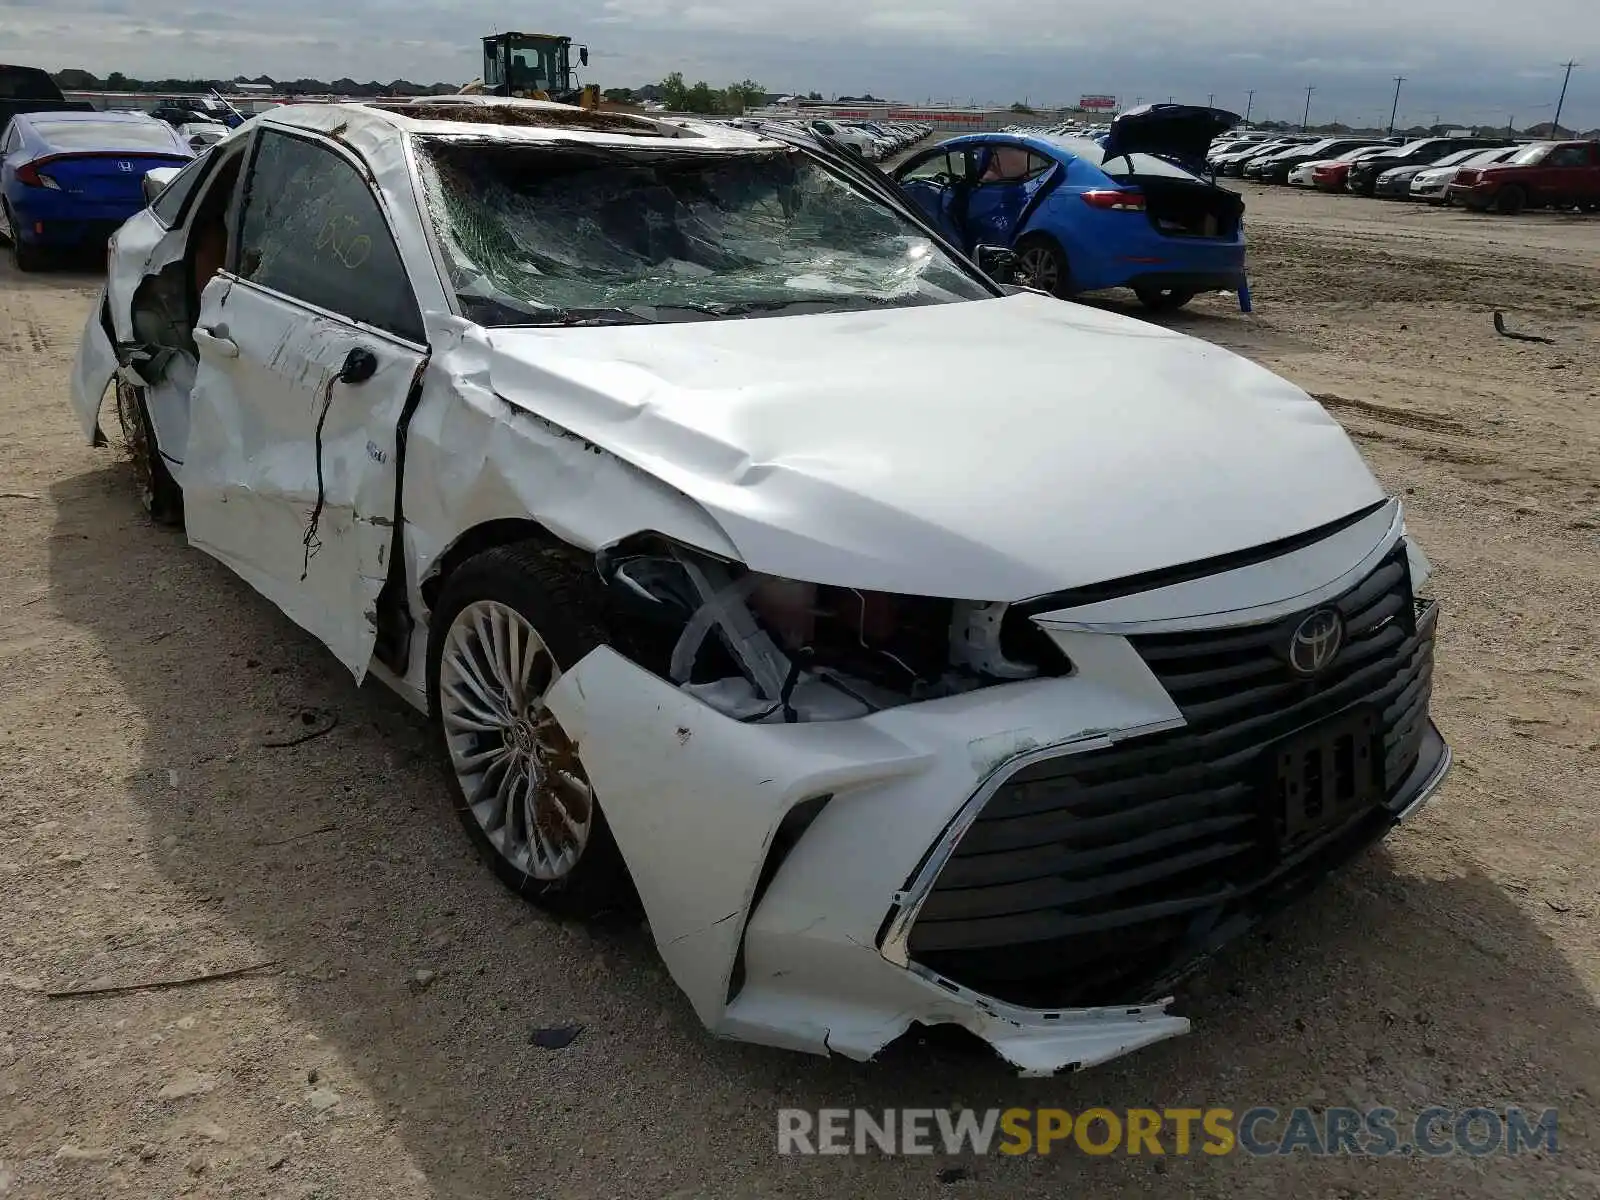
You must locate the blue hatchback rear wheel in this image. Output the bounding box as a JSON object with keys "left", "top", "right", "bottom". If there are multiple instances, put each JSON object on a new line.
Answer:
{"left": 1, "top": 203, "right": 46, "bottom": 272}
{"left": 1014, "top": 235, "right": 1070, "bottom": 298}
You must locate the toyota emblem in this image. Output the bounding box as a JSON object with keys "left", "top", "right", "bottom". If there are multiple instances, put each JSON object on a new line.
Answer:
{"left": 1288, "top": 609, "right": 1344, "bottom": 677}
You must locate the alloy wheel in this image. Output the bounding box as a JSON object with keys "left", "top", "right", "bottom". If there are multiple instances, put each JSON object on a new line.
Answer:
{"left": 1017, "top": 245, "right": 1060, "bottom": 293}
{"left": 438, "top": 600, "right": 594, "bottom": 881}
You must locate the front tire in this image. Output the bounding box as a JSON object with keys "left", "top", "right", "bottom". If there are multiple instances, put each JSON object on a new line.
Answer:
{"left": 1133, "top": 285, "right": 1198, "bottom": 312}
{"left": 1492, "top": 186, "right": 1526, "bottom": 215}
{"left": 427, "top": 543, "right": 633, "bottom": 917}
{"left": 114, "top": 379, "right": 184, "bottom": 525}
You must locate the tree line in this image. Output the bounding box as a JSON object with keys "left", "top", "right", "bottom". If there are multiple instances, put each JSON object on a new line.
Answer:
{"left": 624, "top": 75, "right": 770, "bottom": 114}
{"left": 51, "top": 69, "right": 459, "bottom": 97}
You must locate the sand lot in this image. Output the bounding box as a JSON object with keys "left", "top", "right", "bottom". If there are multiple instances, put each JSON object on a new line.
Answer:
{"left": 1, "top": 184, "right": 1598, "bottom": 1199}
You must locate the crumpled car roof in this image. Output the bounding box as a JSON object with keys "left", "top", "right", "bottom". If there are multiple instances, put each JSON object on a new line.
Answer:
{"left": 257, "top": 96, "right": 784, "bottom": 155}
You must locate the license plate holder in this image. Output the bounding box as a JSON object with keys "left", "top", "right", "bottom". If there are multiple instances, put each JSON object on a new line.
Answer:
{"left": 1271, "top": 707, "right": 1382, "bottom": 844}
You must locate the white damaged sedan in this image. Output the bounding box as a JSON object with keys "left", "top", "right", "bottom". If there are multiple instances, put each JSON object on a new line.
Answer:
{"left": 70, "top": 98, "right": 1450, "bottom": 1075}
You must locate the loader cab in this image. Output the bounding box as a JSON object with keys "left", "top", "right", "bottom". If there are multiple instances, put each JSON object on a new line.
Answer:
{"left": 481, "top": 32, "right": 588, "bottom": 100}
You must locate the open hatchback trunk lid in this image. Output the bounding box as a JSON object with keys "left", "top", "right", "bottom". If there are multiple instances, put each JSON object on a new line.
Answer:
{"left": 1103, "top": 104, "right": 1240, "bottom": 173}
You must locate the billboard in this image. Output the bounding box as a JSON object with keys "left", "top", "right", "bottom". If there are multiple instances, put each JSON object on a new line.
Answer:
{"left": 1079, "top": 94, "right": 1117, "bottom": 110}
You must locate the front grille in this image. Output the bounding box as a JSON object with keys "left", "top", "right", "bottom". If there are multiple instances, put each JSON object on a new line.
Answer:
{"left": 906, "top": 543, "right": 1437, "bottom": 1010}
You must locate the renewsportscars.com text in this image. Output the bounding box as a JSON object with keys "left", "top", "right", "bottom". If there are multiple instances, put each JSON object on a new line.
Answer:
{"left": 776, "top": 1106, "right": 1558, "bottom": 1157}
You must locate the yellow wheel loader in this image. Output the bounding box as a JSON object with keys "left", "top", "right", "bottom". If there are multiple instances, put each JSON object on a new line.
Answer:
{"left": 459, "top": 32, "right": 616, "bottom": 110}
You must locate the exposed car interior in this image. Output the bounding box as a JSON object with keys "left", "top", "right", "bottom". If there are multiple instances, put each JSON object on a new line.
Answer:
{"left": 125, "top": 146, "right": 244, "bottom": 432}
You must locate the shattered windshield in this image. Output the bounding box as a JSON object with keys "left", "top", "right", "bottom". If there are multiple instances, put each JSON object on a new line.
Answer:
{"left": 414, "top": 139, "right": 991, "bottom": 325}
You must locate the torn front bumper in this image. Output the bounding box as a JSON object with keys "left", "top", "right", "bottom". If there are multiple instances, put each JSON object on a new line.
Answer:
{"left": 546, "top": 526, "right": 1451, "bottom": 1074}
{"left": 547, "top": 644, "right": 1199, "bottom": 1074}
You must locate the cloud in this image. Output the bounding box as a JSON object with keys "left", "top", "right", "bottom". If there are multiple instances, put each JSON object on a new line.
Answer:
{"left": 1, "top": 0, "right": 1593, "bottom": 125}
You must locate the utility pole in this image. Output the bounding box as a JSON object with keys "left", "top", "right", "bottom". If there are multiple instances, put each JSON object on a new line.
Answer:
{"left": 1301, "top": 85, "right": 1315, "bottom": 131}
{"left": 1387, "top": 75, "right": 1404, "bottom": 135}
{"left": 1244, "top": 89, "right": 1254, "bottom": 123}
{"left": 1552, "top": 60, "right": 1578, "bottom": 135}
{"left": 1207, "top": 92, "right": 1214, "bottom": 108}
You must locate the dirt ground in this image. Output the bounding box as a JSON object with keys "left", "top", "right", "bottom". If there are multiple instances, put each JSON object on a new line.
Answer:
{"left": 1, "top": 184, "right": 1598, "bottom": 1200}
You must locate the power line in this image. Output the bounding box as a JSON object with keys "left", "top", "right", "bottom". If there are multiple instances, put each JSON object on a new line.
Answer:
{"left": 1552, "top": 60, "right": 1578, "bottom": 134}
{"left": 1387, "top": 75, "right": 1405, "bottom": 135}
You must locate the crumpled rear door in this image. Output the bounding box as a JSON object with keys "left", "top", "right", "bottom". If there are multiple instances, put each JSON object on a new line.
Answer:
{"left": 964, "top": 149, "right": 1061, "bottom": 250}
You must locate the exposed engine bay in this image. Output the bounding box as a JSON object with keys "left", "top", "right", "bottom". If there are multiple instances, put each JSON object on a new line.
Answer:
{"left": 597, "top": 537, "right": 1071, "bottom": 722}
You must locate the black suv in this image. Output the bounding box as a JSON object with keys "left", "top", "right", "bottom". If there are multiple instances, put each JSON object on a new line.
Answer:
{"left": 1346, "top": 137, "right": 1512, "bottom": 196}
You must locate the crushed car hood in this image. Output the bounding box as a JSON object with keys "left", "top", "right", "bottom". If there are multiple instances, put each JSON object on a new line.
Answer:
{"left": 482, "top": 293, "right": 1384, "bottom": 600}
{"left": 1102, "top": 104, "right": 1240, "bottom": 170}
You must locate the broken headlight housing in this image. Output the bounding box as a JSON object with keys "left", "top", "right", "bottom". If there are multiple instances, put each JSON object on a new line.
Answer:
{"left": 597, "top": 536, "right": 1069, "bottom": 723}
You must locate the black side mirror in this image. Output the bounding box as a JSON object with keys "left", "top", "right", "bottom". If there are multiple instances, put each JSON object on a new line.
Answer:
{"left": 339, "top": 347, "right": 379, "bottom": 385}
{"left": 975, "top": 244, "right": 1018, "bottom": 284}
{"left": 579, "top": 46, "right": 589, "bottom": 67}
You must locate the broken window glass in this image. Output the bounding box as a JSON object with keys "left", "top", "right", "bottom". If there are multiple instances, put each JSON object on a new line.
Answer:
{"left": 236, "top": 129, "right": 424, "bottom": 342}
{"left": 413, "top": 139, "right": 991, "bottom": 326}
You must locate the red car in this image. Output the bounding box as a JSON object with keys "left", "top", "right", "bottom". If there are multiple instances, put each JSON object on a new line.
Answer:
{"left": 1311, "top": 161, "right": 1358, "bottom": 192}
{"left": 1309, "top": 146, "right": 1393, "bottom": 192}
{"left": 1447, "top": 141, "right": 1600, "bottom": 213}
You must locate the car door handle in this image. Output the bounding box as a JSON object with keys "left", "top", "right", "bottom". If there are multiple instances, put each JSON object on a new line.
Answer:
{"left": 196, "top": 326, "right": 239, "bottom": 359}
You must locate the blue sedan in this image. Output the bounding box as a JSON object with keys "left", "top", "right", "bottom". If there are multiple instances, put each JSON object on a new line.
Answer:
{"left": 1, "top": 110, "right": 192, "bottom": 270}
{"left": 891, "top": 105, "right": 1247, "bottom": 311}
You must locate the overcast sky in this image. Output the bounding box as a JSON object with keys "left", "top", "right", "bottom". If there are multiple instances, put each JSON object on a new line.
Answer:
{"left": 3, "top": 0, "right": 1595, "bottom": 127}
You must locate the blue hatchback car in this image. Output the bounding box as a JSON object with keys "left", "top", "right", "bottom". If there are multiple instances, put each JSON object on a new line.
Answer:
{"left": 1, "top": 110, "right": 192, "bottom": 270}
{"left": 891, "top": 105, "right": 1247, "bottom": 311}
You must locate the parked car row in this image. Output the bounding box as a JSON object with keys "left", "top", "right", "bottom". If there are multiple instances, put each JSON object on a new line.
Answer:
{"left": 1208, "top": 125, "right": 1600, "bottom": 213}
{"left": 62, "top": 95, "right": 1447, "bottom": 1075}
{"left": 1208, "top": 134, "right": 1327, "bottom": 177}
{"left": 1243, "top": 137, "right": 1400, "bottom": 184}
{"left": 1002, "top": 120, "right": 1111, "bottom": 141}
{"left": 727, "top": 117, "right": 931, "bottom": 161}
